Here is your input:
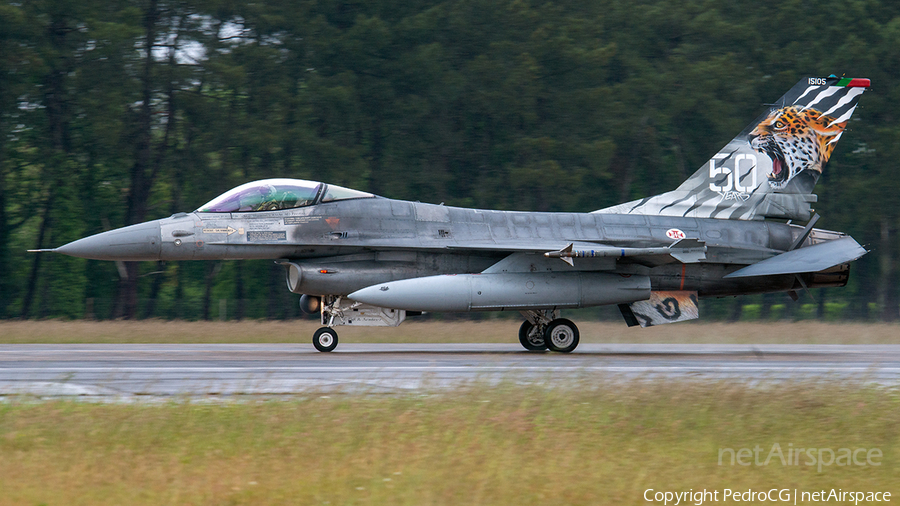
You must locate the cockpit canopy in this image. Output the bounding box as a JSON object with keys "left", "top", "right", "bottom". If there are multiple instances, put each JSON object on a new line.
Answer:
{"left": 196, "top": 178, "right": 374, "bottom": 213}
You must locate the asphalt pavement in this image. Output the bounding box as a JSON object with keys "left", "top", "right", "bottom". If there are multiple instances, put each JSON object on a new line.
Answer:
{"left": 1, "top": 343, "right": 898, "bottom": 399}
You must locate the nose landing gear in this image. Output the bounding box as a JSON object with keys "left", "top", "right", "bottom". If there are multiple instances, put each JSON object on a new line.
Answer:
{"left": 312, "top": 295, "right": 343, "bottom": 352}
{"left": 313, "top": 327, "right": 339, "bottom": 352}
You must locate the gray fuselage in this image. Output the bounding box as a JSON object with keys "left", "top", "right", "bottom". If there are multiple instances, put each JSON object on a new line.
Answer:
{"left": 119, "top": 196, "right": 846, "bottom": 299}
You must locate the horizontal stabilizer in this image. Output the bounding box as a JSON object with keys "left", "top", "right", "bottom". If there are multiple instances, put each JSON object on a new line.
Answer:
{"left": 724, "top": 237, "right": 866, "bottom": 278}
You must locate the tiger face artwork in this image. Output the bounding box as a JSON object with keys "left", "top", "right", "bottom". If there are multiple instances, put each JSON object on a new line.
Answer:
{"left": 748, "top": 106, "right": 846, "bottom": 191}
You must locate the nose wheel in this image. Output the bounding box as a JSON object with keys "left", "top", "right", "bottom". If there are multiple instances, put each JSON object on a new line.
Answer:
{"left": 313, "top": 327, "right": 339, "bottom": 352}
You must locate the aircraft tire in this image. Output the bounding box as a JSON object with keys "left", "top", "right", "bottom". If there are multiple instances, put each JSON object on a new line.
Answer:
{"left": 544, "top": 319, "right": 579, "bottom": 353}
{"left": 313, "top": 327, "right": 339, "bottom": 352}
{"left": 518, "top": 320, "right": 548, "bottom": 351}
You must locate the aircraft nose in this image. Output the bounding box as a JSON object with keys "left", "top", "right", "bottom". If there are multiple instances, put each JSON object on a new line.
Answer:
{"left": 55, "top": 220, "right": 162, "bottom": 261}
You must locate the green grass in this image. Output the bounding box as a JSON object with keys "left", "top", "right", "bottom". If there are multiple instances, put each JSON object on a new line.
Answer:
{"left": 1, "top": 380, "right": 898, "bottom": 505}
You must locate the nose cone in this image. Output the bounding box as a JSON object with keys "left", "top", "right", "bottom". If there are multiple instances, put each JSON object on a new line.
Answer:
{"left": 56, "top": 220, "right": 162, "bottom": 261}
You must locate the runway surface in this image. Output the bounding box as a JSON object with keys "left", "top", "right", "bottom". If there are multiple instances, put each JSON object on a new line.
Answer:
{"left": 1, "top": 343, "right": 899, "bottom": 398}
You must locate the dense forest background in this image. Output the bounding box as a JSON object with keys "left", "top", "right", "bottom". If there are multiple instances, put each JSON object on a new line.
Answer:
{"left": 2, "top": 0, "right": 899, "bottom": 321}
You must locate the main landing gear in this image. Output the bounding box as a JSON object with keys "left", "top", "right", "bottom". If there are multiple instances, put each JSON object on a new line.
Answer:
{"left": 518, "top": 310, "right": 580, "bottom": 353}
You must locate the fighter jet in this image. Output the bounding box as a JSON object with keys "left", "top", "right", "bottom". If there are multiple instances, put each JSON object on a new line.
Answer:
{"left": 36, "top": 76, "right": 870, "bottom": 352}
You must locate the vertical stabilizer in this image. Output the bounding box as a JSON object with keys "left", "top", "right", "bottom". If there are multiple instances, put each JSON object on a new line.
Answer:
{"left": 595, "top": 76, "right": 869, "bottom": 221}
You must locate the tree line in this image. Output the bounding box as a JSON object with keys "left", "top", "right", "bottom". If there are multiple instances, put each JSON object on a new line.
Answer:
{"left": 2, "top": 0, "right": 899, "bottom": 320}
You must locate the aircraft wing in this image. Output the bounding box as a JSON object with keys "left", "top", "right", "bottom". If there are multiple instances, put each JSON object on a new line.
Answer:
{"left": 723, "top": 237, "right": 867, "bottom": 278}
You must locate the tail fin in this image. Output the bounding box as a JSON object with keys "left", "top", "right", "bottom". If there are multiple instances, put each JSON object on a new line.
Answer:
{"left": 596, "top": 76, "right": 869, "bottom": 221}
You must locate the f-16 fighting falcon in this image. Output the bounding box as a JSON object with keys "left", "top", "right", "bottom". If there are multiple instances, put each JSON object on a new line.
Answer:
{"left": 36, "top": 76, "right": 870, "bottom": 352}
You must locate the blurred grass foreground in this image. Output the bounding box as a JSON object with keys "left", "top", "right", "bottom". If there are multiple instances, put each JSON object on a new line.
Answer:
{"left": 1, "top": 381, "right": 897, "bottom": 505}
